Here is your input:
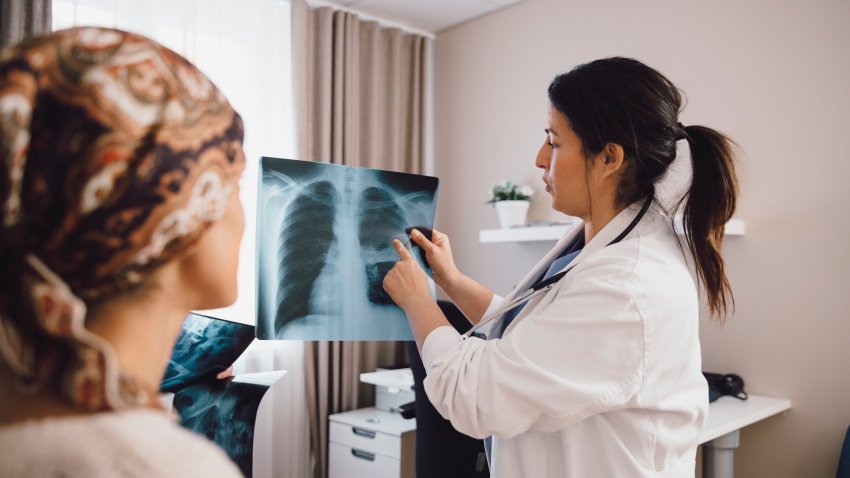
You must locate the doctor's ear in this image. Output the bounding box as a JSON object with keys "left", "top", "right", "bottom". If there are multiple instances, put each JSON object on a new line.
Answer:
{"left": 597, "top": 143, "right": 625, "bottom": 178}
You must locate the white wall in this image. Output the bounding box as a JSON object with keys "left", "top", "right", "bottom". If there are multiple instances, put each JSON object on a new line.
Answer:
{"left": 433, "top": 0, "right": 850, "bottom": 475}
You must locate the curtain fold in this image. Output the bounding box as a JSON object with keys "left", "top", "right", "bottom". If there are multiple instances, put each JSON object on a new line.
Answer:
{"left": 1, "top": 0, "right": 51, "bottom": 49}
{"left": 292, "top": 1, "right": 427, "bottom": 476}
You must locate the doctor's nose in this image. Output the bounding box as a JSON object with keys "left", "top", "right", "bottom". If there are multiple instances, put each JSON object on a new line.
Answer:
{"left": 535, "top": 141, "right": 550, "bottom": 169}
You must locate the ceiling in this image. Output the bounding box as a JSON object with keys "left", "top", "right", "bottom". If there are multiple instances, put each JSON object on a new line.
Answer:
{"left": 315, "top": 0, "right": 526, "bottom": 34}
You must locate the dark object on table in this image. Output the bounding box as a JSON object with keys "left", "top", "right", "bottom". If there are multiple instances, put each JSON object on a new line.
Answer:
{"left": 704, "top": 372, "right": 748, "bottom": 402}
{"left": 397, "top": 401, "right": 415, "bottom": 420}
{"left": 407, "top": 301, "right": 489, "bottom": 478}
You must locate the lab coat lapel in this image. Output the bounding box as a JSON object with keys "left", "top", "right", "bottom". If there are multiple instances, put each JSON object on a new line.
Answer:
{"left": 501, "top": 221, "right": 584, "bottom": 303}
{"left": 502, "top": 201, "right": 649, "bottom": 334}
{"left": 566, "top": 200, "right": 648, "bottom": 268}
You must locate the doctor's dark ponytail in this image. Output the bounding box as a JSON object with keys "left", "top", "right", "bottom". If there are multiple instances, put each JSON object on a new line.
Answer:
{"left": 547, "top": 57, "right": 739, "bottom": 320}
{"left": 677, "top": 125, "right": 738, "bottom": 319}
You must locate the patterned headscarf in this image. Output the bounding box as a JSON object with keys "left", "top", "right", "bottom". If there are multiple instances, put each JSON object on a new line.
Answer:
{"left": 0, "top": 27, "right": 245, "bottom": 410}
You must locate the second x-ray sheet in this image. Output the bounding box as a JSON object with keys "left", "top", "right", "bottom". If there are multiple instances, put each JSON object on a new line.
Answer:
{"left": 257, "top": 157, "right": 439, "bottom": 340}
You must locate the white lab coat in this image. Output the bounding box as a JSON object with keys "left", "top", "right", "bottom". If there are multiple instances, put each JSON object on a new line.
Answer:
{"left": 421, "top": 201, "right": 708, "bottom": 477}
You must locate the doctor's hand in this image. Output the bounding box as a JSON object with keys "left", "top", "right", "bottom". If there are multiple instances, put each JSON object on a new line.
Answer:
{"left": 383, "top": 239, "right": 433, "bottom": 312}
{"left": 408, "top": 228, "right": 461, "bottom": 291}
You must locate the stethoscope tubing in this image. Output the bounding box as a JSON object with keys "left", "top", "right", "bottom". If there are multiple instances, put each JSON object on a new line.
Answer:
{"left": 461, "top": 196, "right": 654, "bottom": 339}
{"left": 462, "top": 277, "right": 566, "bottom": 338}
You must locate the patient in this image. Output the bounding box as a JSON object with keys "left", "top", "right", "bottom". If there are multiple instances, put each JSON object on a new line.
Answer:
{"left": 0, "top": 27, "right": 246, "bottom": 476}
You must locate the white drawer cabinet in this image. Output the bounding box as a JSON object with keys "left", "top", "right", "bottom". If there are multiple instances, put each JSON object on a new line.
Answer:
{"left": 328, "top": 407, "right": 416, "bottom": 478}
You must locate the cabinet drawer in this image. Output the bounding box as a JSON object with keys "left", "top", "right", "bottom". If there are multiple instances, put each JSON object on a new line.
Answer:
{"left": 328, "top": 442, "right": 400, "bottom": 478}
{"left": 329, "top": 420, "right": 401, "bottom": 459}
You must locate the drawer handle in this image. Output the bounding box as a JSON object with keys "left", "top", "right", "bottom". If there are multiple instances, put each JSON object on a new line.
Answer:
{"left": 352, "top": 427, "right": 376, "bottom": 439}
{"left": 351, "top": 449, "right": 376, "bottom": 462}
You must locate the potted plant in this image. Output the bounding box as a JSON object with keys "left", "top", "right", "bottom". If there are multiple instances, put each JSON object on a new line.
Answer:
{"left": 487, "top": 180, "right": 534, "bottom": 229}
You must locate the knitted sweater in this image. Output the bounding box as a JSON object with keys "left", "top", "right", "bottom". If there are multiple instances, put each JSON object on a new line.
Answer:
{"left": 0, "top": 408, "right": 243, "bottom": 477}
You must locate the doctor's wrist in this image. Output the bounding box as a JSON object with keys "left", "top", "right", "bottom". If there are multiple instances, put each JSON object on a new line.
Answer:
{"left": 438, "top": 269, "right": 466, "bottom": 296}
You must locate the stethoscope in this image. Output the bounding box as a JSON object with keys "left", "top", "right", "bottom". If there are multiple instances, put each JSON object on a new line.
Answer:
{"left": 462, "top": 195, "right": 654, "bottom": 339}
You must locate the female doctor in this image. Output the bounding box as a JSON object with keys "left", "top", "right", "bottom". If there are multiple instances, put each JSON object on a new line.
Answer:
{"left": 383, "top": 57, "right": 739, "bottom": 477}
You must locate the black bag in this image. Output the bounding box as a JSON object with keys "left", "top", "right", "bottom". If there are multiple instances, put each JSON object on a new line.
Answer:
{"left": 703, "top": 372, "right": 748, "bottom": 402}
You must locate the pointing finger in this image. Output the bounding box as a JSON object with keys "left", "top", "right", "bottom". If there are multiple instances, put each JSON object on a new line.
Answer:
{"left": 393, "top": 239, "right": 412, "bottom": 260}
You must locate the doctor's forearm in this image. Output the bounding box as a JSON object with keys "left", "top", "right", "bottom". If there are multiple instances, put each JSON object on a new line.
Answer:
{"left": 403, "top": 298, "right": 451, "bottom": 354}
{"left": 441, "top": 273, "right": 494, "bottom": 325}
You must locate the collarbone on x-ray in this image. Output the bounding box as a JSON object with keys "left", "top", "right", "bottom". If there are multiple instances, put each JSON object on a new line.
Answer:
{"left": 257, "top": 158, "right": 438, "bottom": 341}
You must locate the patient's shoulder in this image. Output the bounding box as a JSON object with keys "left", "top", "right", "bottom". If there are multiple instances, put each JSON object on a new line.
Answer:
{"left": 0, "top": 408, "right": 242, "bottom": 477}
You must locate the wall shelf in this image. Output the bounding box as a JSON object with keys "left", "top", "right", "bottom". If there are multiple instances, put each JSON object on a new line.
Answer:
{"left": 480, "top": 224, "right": 574, "bottom": 243}
{"left": 480, "top": 218, "right": 745, "bottom": 243}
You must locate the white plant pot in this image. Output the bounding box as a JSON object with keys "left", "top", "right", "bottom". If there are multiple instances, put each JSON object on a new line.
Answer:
{"left": 494, "top": 200, "right": 530, "bottom": 229}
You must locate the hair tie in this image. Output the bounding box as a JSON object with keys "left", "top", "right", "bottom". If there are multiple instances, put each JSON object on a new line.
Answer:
{"left": 676, "top": 122, "right": 690, "bottom": 141}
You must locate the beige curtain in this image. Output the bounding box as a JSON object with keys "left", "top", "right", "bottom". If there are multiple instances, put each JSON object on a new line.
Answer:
{"left": 291, "top": 1, "right": 427, "bottom": 477}
{"left": 1, "top": 0, "right": 51, "bottom": 49}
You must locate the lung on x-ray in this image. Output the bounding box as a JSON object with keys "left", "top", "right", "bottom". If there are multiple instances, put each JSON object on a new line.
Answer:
{"left": 256, "top": 157, "right": 439, "bottom": 340}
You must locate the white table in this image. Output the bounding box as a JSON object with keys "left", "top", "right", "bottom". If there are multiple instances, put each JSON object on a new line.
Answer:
{"left": 698, "top": 394, "right": 791, "bottom": 478}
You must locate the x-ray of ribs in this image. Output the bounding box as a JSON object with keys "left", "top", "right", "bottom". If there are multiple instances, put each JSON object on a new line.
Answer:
{"left": 270, "top": 169, "right": 433, "bottom": 337}
{"left": 274, "top": 180, "right": 338, "bottom": 333}
{"left": 358, "top": 186, "right": 409, "bottom": 306}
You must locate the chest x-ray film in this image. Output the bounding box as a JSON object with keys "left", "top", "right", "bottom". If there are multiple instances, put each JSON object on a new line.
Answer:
{"left": 161, "top": 313, "right": 255, "bottom": 393}
{"left": 257, "top": 157, "right": 439, "bottom": 340}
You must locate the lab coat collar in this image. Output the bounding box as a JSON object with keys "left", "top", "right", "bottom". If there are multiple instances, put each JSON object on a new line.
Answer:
{"left": 502, "top": 222, "right": 584, "bottom": 302}
{"left": 574, "top": 198, "right": 653, "bottom": 266}
{"left": 503, "top": 199, "right": 653, "bottom": 302}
